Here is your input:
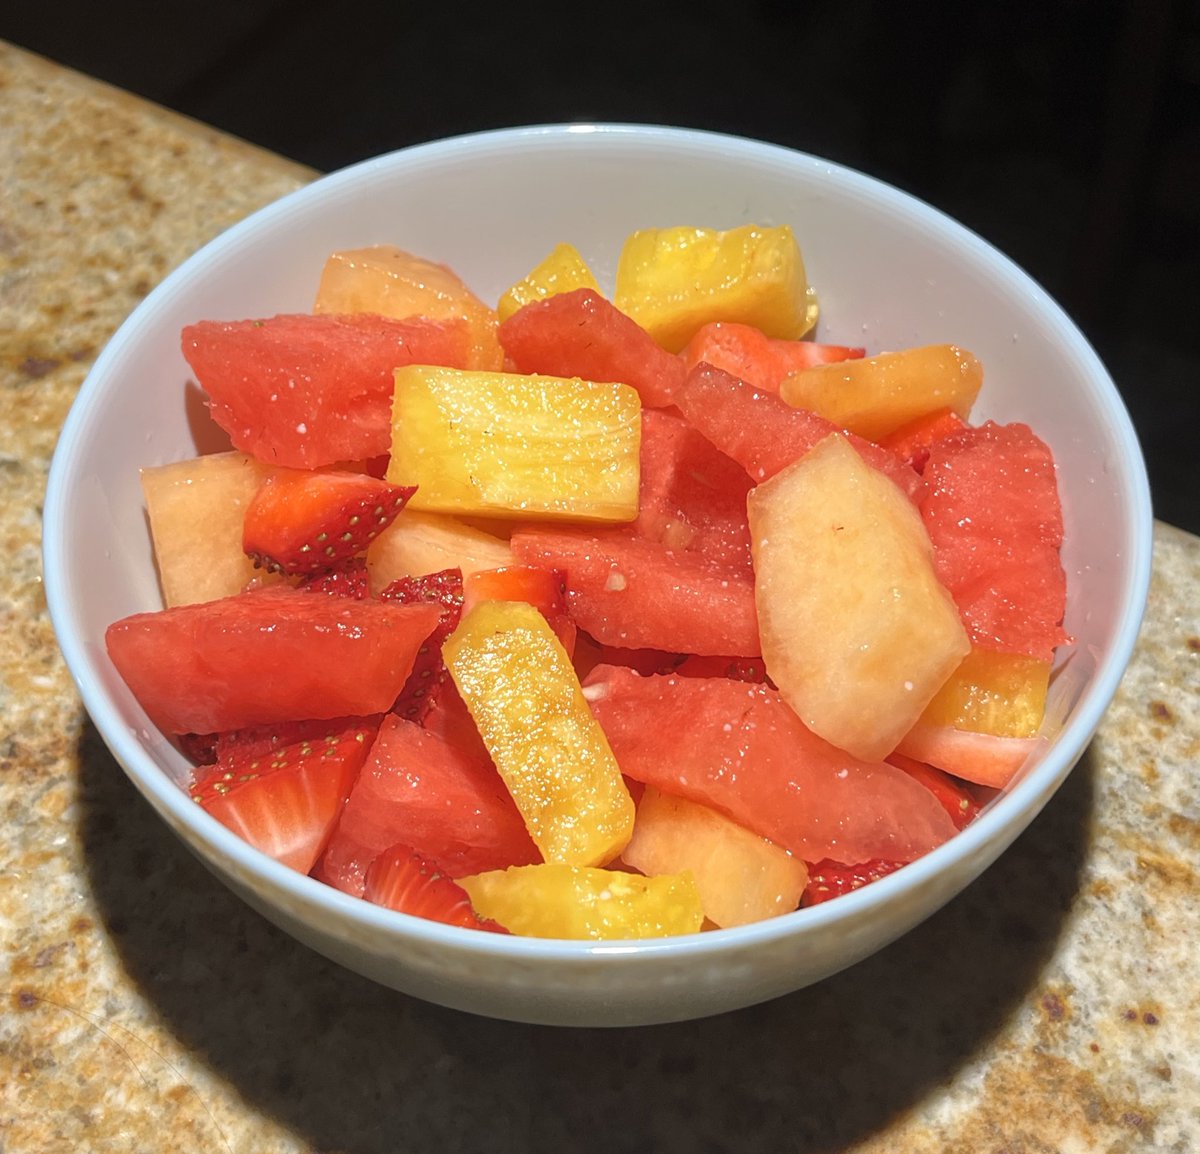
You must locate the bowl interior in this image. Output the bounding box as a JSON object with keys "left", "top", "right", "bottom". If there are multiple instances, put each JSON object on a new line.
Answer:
{"left": 44, "top": 125, "right": 1152, "bottom": 1012}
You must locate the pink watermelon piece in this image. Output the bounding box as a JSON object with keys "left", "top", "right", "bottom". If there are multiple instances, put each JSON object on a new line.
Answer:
{"left": 497, "top": 288, "right": 685, "bottom": 409}
{"left": 585, "top": 665, "right": 958, "bottom": 864}
{"left": 182, "top": 313, "right": 472, "bottom": 468}
{"left": 920, "top": 421, "right": 1069, "bottom": 662}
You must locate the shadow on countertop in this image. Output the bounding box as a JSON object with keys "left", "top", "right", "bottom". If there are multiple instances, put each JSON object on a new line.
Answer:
{"left": 75, "top": 717, "right": 1095, "bottom": 1153}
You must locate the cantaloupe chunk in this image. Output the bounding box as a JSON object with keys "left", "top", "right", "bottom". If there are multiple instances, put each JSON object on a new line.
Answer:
{"left": 388, "top": 367, "right": 641, "bottom": 522}
{"left": 459, "top": 863, "right": 703, "bottom": 939}
{"left": 748, "top": 433, "right": 970, "bottom": 762}
{"left": 497, "top": 242, "right": 601, "bottom": 322}
{"left": 622, "top": 788, "right": 808, "bottom": 928}
{"left": 443, "top": 600, "right": 635, "bottom": 867}
{"left": 365, "top": 510, "right": 512, "bottom": 593}
{"left": 779, "top": 344, "right": 982, "bottom": 443}
{"left": 314, "top": 245, "right": 503, "bottom": 370}
{"left": 614, "top": 224, "right": 818, "bottom": 353}
{"left": 142, "top": 451, "right": 284, "bottom": 607}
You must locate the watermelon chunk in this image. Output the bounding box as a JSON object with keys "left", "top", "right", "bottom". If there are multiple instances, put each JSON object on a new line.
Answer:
{"left": 497, "top": 288, "right": 684, "bottom": 409}
{"left": 105, "top": 586, "right": 442, "bottom": 733}
{"left": 921, "top": 421, "right": 1069, "bottom": 661}
{"left": 182, "top": 313, "right": 472, "bottom": 468}
{"left": 511, "top": 528, "right": 760, "bottom": 657}
{"left": 585, "top": 665, "right": 958, "bottom": 864}
{"left": 314, "top": 714, "right": 540, "bottom": 896}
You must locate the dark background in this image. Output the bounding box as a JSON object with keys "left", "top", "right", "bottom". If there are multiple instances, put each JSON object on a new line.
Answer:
{"left": 7, "top": 0, "right": 1198, "bottom": 532}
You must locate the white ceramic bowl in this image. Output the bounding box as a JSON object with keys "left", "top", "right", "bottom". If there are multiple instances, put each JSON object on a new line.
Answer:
{"left": 44, "top": 125, "right": 1153, "bottom": 1027}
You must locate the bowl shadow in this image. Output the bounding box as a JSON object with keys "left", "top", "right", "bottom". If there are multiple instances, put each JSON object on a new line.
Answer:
{"left": 77, "top": 718, "right": 1095, "bottom": 1153}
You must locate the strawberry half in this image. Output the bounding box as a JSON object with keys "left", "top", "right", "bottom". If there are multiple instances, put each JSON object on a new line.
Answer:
{"left": 462, "top": 564, "right": 576, "bottom": 652}
{"left": 191, "top": 716, "right": 379, "bottom": 873}
{"left": 887, "top": 752, "right": 982, "bottom": 831}
{"left": 297, "top": 557, "right": 371, "bottom": 599}
{"left": 802, "top": 859, "right": 903, "bottom": 907}
{"left": 243, "top": 469, "right": 416, "bottom": 575}
{"left": 380, "top": 568, "right": 464, "bottom": 723}
{"left": 363, "top": 843, "right": 507, "bottom": 932}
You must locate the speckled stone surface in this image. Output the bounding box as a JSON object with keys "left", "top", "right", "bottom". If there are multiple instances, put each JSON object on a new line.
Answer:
{"left": 2, "top": 39, "right": 1198, "bottom": 1154}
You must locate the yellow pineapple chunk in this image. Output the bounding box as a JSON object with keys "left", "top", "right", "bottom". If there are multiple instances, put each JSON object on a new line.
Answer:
{"left": 748, "top": 433, "right": 970, "bottom": 762}
{"left": 614, "top": 224, "right": 817, "bottom": 353}
{"left": 623, "top": 788, "right": 808, "bottom": 928}
{"left": 314, "top": 244, "right": 503, "bottom": 370}
{"left": 918, "top": 646, "right": 1051, "bottom": 738}
{"left": 459, "top": 864, "right": 703, "bottom": 939}
{"left": 142, "top": 451, "right": 284, "bottom": 606}
{"left": 496, "top": 242, "right": 602, "bottom": 322}
{"left": 779, "top": 344, "right": 983, "bottom": 442}
{"left": 388, "top": 367, "right": 640, "bottom": 522}
{"left": 366, "top": 510, "right": 512, "bottom": 593}
{"left": 443, "top": 600, "right": 635, "bottom": 866}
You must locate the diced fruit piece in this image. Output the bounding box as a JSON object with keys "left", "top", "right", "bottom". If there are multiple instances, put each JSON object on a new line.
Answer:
{"left": 443, "top": 600, "right": 635, "bottom": 867}
{"left": 379, "top": 569, "right": 465, "bottom": 723}
{"left": 297, "top": 558, "right": 371, "bottom": 599}
{"left": 314, "top": 715, "right": 539, "bottom": 897}
{"left": 632, "top": 408, "right": 753, "bottom": 570}
{"left": 585, "top": 665, "right": 958, "bottom": 864}
{"left": 366, "top": 510, "right": 513, "bottom": 593}
{"left": 498, "top": 288, "right": 684, "bottom": 409}
{"left": 388, "top": 366, "right": 641, "bottom": 522}
{"left": 887, "top": 752, "right": 981, "bottom": 830}
{"left": 242, "top": 468, "right": 415, "bottom": 575}
{"left": 182, "top": 313, "right": 471, "bottom": 468}
{"left": 675, "top": 362, "right": 922, "bottom": 499}
{"left": 879, "top": 407, "right": 970, "bottom": 473}
{"left": 895, "top": 725, "right": 1040, "bottom": 789}
{"left": 458, "top": 863, "right": 704, "bottom": 939}
{"left": 682, "top": 321, "right": 864, "bottom": 390}
{"left": 363, "top": 844, "right": 508, "bottom": 931}
{"left": 191, "top": 716, "right": 377, "bottom": 873}
{"left": 920, "top": 421, "right": 1069, "bottom": 661}
{"left": 314, "top": 245, "right": 503, "bottom": 370}
{"left": 622, "top": 788, "right": 808, "bottom": 928}
{"left": 142, "top": 451, "right": 285, "bottom": 607}
{"left": 510, "top": 528, "right": 760, "bottom": 657}
{"left": 802, "top": 859, "right": 903, "bottom": 906}
{"left": 917, "top": 646, "right": 1050, "bottom": 737}
{"left": 496, "top": 242, "right": 601, "bottom": 322}
{"left": 106, "top": 586, "right": 442, "bottom": 733}
{"left": 779, "top": 344, "right": 983, "bottom": 443}
{"left": 462, "top": 565, "right": 575, "bottom": 653}
{"left": 748, "top": 433, "right": 970, "bottom": 762}
{"left": 614, "top": 224, "right": 817, "bottom": 353}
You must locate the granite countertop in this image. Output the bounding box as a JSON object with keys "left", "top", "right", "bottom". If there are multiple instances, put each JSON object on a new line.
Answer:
{"left": 2, "top": 40, "right": 1198, "bottom": 1154}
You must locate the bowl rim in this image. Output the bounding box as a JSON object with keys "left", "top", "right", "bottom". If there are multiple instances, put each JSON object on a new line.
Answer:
{"left": 43, "top": 121, "right": 1154, "bottom": 962}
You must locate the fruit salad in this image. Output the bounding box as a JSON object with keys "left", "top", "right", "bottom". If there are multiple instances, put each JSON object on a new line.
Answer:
{"left": 106, "top": 224, "right": 1069, "bottom": 939}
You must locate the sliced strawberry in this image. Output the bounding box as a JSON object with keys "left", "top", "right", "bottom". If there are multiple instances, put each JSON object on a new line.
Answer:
{"left": 191, "top": 716, "right": 379, "bottom": 874}
{"left": 462, "top": 564, "right": 576, "bottom": 653}
{"left": 887, "top": 751, "right": 982, "bottom": 831}
{"left": 380, "top": 568, "right": 464, "bottom": 723}
{"left": 364, "top": 843, "right": 508, "bottom": 932}
{"left": 176, "top": 731, "right": 218, "bottom": 766}
{"left": 673, "top": 655, "right": 772, "bottom": 683}
{"left": 801, "top": 859, "right": 903, "bottom": 907}
{"left": 297, "top": 557, "right": 371, "bottom": 599}
{"left": 243, "top": 468, "right": 416, "bottom": 575}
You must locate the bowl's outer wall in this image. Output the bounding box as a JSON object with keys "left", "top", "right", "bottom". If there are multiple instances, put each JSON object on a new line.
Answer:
{"left": 45, "top": 126, "right": 1151, "bottom": 1025}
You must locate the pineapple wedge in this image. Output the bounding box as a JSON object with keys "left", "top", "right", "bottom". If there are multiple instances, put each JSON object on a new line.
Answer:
{"left": 748, "top": 432, "right": 970, "bottom": 762}
{"left": 388, "top": 367, "right": 640, "bottom": 522}
{"left": 443, "top": 600, "right": 635, "bottom": 866}
{"left": 497, "top": 242, "right": 601, "bottom": 322}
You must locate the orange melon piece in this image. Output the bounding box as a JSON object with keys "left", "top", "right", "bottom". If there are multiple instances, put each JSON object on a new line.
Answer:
{"left": 314, "top": 245, "right": 503, "bottom": 370}
{"left": 622, "top": 788, "right": 808, "bottom": 927}
{"left": 779, "top": 344, "right": 983, "bottom": 442}
{"left": 918, "top": 646, "right": 1050, "bottom": 738}
{"left": 365, "top": 510, "right": 512, "bottom": 593}
{"left": 748, "top": 433, "right": 970, "bottom": 762}
{"left": 142, "top": 451, "right": 284, "bottom": 607}
{"left": 458, "top": 863, "right": 703, "bottom": 939}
